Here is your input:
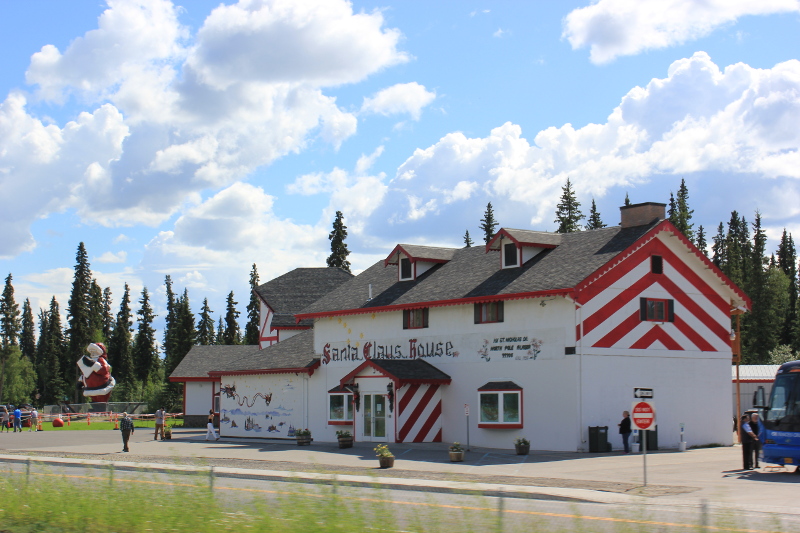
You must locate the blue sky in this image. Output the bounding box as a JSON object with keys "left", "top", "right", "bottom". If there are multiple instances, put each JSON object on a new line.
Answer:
{"left": 1, "top": 0, "right": 799, "bottom": 342}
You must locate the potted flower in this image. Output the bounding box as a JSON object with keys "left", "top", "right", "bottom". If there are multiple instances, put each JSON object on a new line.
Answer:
{"left": 295, "top": 428, "right": 312, "bottom": 446}
{"left": 163, "top": 424, "right": 172, "bottom": 440}
{"left": 449, "top": 442, "right": 464, "bottom": 462}
{"left": 336, "top": 429, "right": 353, "bottom": 449}
{"left": 514, "top": 436, "right": 530, "bottom": 455}
{"left": 374, "top": 444, "right": 395, "bottom": 468}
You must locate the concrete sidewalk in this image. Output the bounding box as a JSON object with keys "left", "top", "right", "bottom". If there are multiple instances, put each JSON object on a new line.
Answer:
{"left": 1, "top": 428, "right": 798, "bottom": 513}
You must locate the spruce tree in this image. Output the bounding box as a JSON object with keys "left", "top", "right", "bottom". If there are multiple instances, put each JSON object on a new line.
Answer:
{"left": 216, "top": 317, "right": 225, "bottom": 345}
{"left": 67, "top": 243, "right": 93, "bottom": 401}
{"left": 776, "top": 230, "right": 798, "bottom": 348}
{"left": 463, "top": 230, "right": 473, "bottom": 248}
{"left": 109, "top": 284, "right": 134, "bottom": 387}
{"left": 711, "top": 222, "right": 727, "bottom": 269}
{"left": 88, "top": 279, "right": 105, "bottom": 341}
{"left": 326, "top": 211, "right": 351, "bottom": 273}
{"left": 244, "top": 264, "right": 260, "bottom": 345}
{"left": 132, "top": 287, "right": 158, "bottom": 385}
{"left": 479, "top": 203, "right": 499, "bottom": 244}
{"left": 223, "top": 292, "right": 241, "bottom": 345}
{"left": 554, "top": 178, "right": 584, "bottom": 233}
{"left": 0, "top": 273, "right": 21, "bottom": 347}
{"left": 102, "top": 287, "right": 114, "bottom": 342}
{"left": 164, "top": 290, "right": 196, "bottom": 410}
{"left": 742, "top": 212, "right": 780, "bottom": 363}
{"left": 42, "top": 297, "right": 67, "bottom": 404}
{"left": 20, "top": 298, "right": 36, "bottom": 361}
{"left": 671, "top": 179, "right": 695, "bottom": 242}
{"left": 695, "top": 225, "right": 708, "bottom": 256}
{"left": 624, "top": 193, "right": 631, "bottom": 206}
{"left": 585, "top": 199, "right": 606, "bottom": 230}
{"left": 0, "top": 274, "right": 21, "bottom": 402}
{"left": 162, "top": 275, "right": 177, "bottom": 375}
{"left": 197, "top": 298, "right": 216, "bottom": 346}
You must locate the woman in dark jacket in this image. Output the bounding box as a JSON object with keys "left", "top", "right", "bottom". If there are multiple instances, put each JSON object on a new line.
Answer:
{"left": 619, "top": 411, "right": 632, "bottom": 453}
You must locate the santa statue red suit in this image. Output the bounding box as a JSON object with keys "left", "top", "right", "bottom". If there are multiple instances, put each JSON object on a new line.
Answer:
{"left": 77, "top": 343, "right": 116, "bottom": 402}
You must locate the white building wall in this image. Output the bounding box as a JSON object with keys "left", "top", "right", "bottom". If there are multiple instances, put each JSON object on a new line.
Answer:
{"left": 185, "top": 382, "right": 215, "bottom": 416}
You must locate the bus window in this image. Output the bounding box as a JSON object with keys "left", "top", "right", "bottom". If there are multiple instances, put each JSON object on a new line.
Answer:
{"left": 765, "top": 374, "right": 793, "bottom": 422}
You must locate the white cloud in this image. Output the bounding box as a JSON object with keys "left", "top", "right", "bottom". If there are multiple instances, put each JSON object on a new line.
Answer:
{"left": 493, "top": 28, "right": 506, "bottom": 38}
{"left": 361, "top": 82, "right": 436, "bottom": 120}
{"left": 0, "top": 0, "right": 411, "bottom": 256}
{"left": 113, "top": 234, "right": 131, "bottom": 244}
{"left": 355, "top": 146, "right": 385, "bottom": 175}
{"left": 563, "top": 0, "right": 800, "bottom": 64}
{"left": 186, "top": 0, "right": 409, "bottom": 89}
{"left": 96, "top": 251, "right": 128, "bottom": 263}
{"left": 371, "top": 53, "right": 800, "bottom": 237}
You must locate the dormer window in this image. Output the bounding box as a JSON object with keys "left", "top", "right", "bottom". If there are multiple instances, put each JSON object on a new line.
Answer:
{"left": 503, "top": 243, "right": 519, "bottom": 268}
{"left": 400, "top": 257, "right": 413, "bottom": 280}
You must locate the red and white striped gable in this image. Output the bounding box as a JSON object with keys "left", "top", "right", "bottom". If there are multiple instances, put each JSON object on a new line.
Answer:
{"left": 259, "top": 300, "right": 278, "bottom": 348}
{"left": 397, "top": 383, "right": 443, "bottom": 443}
{"left": 575, "top": 221, "right": 750, "bottom": 353}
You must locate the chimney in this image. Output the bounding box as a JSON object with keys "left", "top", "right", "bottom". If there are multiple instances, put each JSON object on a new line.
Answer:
{"left": 620, "top": 202, "right": 666, "bottom": 228}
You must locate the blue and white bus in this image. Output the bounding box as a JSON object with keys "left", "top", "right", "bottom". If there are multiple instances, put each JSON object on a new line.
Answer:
{"left": 760, "top": 360, "right": 800, "bottom": 471}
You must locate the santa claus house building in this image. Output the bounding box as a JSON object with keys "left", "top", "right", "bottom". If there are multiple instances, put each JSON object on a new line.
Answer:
{"left": 170, "top": 202, "right": 749, "bottom": 451}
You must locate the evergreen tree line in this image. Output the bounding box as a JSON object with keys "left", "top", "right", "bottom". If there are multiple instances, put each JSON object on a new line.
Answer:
{"left": 0, "top": 243, "right": 262, "bottom": 411}
{"left": 466, "top": 178, "right": 800, "bottom": 365}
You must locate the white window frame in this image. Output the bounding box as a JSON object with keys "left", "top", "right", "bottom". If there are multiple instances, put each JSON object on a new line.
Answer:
{"left": 478, "top": 389, "right": 522, "bottom": 429}
{"left": 328, "top": 393, "right": 354, "bottom": 424}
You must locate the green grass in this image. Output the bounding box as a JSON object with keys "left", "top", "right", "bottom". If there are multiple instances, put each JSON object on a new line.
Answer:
{"left": 32, "top": 419, "right": 183, "bottom": 431}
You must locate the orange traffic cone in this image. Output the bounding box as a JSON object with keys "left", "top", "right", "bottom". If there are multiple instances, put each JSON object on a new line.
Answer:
{"left": 87, "top": 413, "right": 91, "bottom": 425}
{"left": 67, "top": 414, "right": 71, "bottom": 426}
{"left": 113, "top": 413, "right": 119, "bottom": 430}
{"left": 37, "top": 418, "right": 43, "bottom": 431}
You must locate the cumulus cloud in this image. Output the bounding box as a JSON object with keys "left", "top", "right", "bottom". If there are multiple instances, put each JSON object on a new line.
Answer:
{"left": 371, "top": 52, "right": 800, "bottom": 239}
{"left": 563, "top": 0, "right": 800, "bottom": 64}
{"left": 0, "top": 0, "right": 409, "bottom": 256}
{"left": 96, "top": 251, "right": 128, "bottom": 263}
{"left": 361, "top": 82, "right": 436, "bottom": 120}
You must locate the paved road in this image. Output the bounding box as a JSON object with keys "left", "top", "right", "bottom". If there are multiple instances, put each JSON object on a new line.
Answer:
{"left": 1, "top": 428, "right": 798, "bottom": 523}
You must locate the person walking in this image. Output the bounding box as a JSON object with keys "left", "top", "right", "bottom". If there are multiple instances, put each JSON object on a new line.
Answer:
{"left": 618, "top": 410, "right": 632, "bottom": 454}
{"left": 206, "top": 410, "right": 219, "bottom": 441}
{"left": 29, "top": 408, "right": 38, "bottom": 432}
{"left": 12, "top": 407, "right": 22, "bottom": 433}
{"left": 0, "top": 406, "right": 8, "bottom": 433}
{"left": 119, "top": 412, "right": 135, "bottom": 452}
{"left": 154, "top": 408, "right": 165, "bottom": 440}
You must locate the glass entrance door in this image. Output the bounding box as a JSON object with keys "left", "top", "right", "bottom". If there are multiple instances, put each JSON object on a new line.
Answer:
{"left": 362, "top": 394, "right": 388, "bottom": 442}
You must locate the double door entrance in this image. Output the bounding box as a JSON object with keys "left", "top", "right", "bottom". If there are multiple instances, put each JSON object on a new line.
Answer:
{"left": 360, "top": 393, "right": 389, "bottom": 442}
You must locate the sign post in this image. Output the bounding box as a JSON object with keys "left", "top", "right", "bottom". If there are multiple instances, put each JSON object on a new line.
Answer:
{"left": 632, "top": 400, "right": 656, "bottom": 487}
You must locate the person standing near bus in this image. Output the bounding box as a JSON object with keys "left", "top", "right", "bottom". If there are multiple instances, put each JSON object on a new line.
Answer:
{"left": 749, "top": 412, "right": 765, "bottom": 469}
{"left": 154, "top": 408, "right": 165, "bottom": 440}
{"left": 0, "top": 406, "right": 8, "bottom": 432}
{"left": 740, "top": 413, "right": 757, "bottom": 470}
{"left": 29, "top": 408, "right": 38, "bottom": 432}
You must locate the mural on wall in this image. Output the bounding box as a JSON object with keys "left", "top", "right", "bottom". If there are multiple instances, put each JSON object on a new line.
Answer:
{"left": 219, "top": 376, "right": 303, "bottom": 437}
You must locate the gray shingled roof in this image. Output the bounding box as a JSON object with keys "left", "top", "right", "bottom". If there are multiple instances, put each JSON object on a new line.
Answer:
{"left": 385, "top": 244, "right": 458, "bottom": 264}
{"left": 490, "top": 229, "right": 562, "bottom": 248}
{"left": 254, "top": 267, "right": 353, "bottom": 328}
{"left": 170, "top": 345, "right": 260, "bottom": 380}
{"left": 213, "top": 330, "right": 318, "bottom": 373}
{"left": 299, "top": 222, "right": 658, "bottom": 315}
{"left": 365, "top": 359, "right": 452, "bottom": 382}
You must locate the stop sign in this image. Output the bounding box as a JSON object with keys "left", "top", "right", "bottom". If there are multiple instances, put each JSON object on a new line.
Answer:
{"left": 632, "top": 401, "right": 656, "bottom": 430}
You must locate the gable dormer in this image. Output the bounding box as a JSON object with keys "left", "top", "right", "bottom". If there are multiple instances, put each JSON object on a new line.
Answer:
{"left": 486, "top": 229, "right": 562, "bottom": 269}
{"left": 384, "top": 244, "right": 457, "bottom": 281}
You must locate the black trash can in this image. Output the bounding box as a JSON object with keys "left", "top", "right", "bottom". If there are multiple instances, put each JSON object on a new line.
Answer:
{"left": 641, "top": 426, "right": 658, "bottom": 451}
{"left": 588, "top": 426, "right": 609, "bottom": 453}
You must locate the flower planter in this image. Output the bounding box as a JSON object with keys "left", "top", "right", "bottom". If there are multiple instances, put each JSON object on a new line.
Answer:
{"left": 378, "top": 456, "right": 395, "bottom": 469}
{"left": 164, "top": 432, "right": 172, "bottom": 440}
{"left": 515, "top": 444, "right": 530, "bottom": 455}
{"left": 296, "top": 435, "right": 312, "bottom": 446}
{"left": 449, "top": 451, "right": 464, "bottom": 462}
{"left": 338, "top": 436, "right": 353, "bottom": 449}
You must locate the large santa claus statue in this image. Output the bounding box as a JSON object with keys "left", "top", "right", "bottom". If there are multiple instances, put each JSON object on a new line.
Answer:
{"left": 77, "top": 343, "right": 116, "bottom": 402}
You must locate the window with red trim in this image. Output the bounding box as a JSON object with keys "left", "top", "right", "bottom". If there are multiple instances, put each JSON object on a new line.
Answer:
{"left": 403, "top": 308, "right": 429, "bottom": 329}
{"left": 640, "top": 297, "right": 674, "bottom": 322}
{"left": 474, "top": 301, "right": 504, "bottom": 324}
{"left": 400, "top": 257, "right": 413, "bottom": 280}
{"left": 478, "top": 381, "right": 522, "bottom": 429}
